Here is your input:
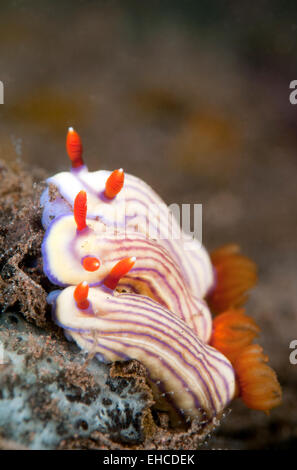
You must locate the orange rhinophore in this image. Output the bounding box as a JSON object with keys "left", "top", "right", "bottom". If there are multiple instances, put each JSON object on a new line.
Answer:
{"left": 104, "top": 256, "right": 136, "bottom": 290}
{"left": 234, "top": 344, "right": 282, "bottom": 412}
{"left": 210, "top": 309, "right": 260, "bottom": 364}
{"left": 207, "top": 244, "right": 258, "bottom": 314}
{"left": 83, "top": 256, "right": 101, "bottom": 272}
{"left": 66, "top": 127, "right": 83, "bottom": 168}
{"left": 74, "top": 190, "right": 87, "bottom": 231}
{"left": 74, "top": 281, "right": 89, "bottom": 309}
{"left": 105, "top": 168, "right": 125, "bottom": 199}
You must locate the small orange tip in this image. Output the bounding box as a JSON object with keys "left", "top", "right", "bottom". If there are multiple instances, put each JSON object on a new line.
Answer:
{"left": 74, "top": 190, "right": 87, "bottom": 231}
{"left": 105, "top": 168, "right": 124, "bottom": 199}
{"left": 66, "top": 127, "right": 83, "bottom": 168}
{"left": 207, "top": 244, "right": 258, "bottom": 314}
{"left": 210, "top": 308, "right": 260, "bottom": 364}
{"left": 74, "top": 281, "right": 89, "bottom": 309}
{"left": 104, "top": 256, "right": 136, "bottom": 290}
{"left": 82, "top": 256, "right": 101, "bottom": 272}
{"left": 234, "top": 344, "right": 282, "bottom": 412}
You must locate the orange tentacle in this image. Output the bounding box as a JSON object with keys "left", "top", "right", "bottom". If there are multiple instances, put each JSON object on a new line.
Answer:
{"left": 104, "top": 257, "right": 136, "bottom": 290}
{"left": 66, "top": 127, "right": 83, "bottom": 168}
{"left": 105, "top": 169, "right": 124, "bottom": 199}
{"left": 74, "top": 281, "right": 89, "bottom": 310}
{"left": 74, "top": 190, "right": 87, "bottom": 231}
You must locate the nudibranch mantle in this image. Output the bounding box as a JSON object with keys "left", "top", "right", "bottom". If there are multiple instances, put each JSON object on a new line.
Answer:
{"left": 52, "top": 285, "right": 236, "bottom": 424}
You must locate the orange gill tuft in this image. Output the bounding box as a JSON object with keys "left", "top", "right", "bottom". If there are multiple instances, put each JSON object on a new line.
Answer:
{"left": 234, "top": 344, "right": 282, "bottom": 412}
{"left": 207, "top": 244, "right": 258, "bottom": 314}
{"left": 210, "top": 308, "right": 260, "bottom": 364}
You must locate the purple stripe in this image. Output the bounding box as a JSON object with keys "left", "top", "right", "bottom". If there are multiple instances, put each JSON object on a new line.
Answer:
{"left": 110, "top": 192, "right": 203, "bottom": 293}
{"left": 58, "top": 317, "right": 216, "bottom": 410}
{"left": 92, "top": 316, "right": 224, "bottom": 407}
{"left": 125, "top": 267, "right": 185, "bottom": 320}
{"left": 94, "top": 335, "right": 204, "bottom": 412}
{"left": 101, "top": 238, "right": 209, "bottom": 330}
{"left": 184, "top": 249, "right": 211, "bottom": 295}
{"left": 105, "top": 248, "right": 194, "bottom": 313}
{"left": 116, "top": 293, "right": 233, "bottom": 393}
{"left": 118, "top": 275, "right": 169, "bottom": 310}
{"left": 100, "top": 298, "right": 228, "bottom": 402}
{"left": 80, "top": 229, "right": 199, "bottom": 298}
{"left": 84, "top": 336, "right": 189, "bottom": 423}
{"left": 124, "top": 268, "right": 208, "bottom": 337}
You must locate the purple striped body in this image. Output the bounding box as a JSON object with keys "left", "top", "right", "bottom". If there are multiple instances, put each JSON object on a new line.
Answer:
{"left": 53, "top": 286, "right": 235, "bottom": 425}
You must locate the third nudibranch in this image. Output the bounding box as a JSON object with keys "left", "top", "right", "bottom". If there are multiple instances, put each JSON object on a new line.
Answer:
{"left": 40, "top": 127, "right": 281, "bottom": 428}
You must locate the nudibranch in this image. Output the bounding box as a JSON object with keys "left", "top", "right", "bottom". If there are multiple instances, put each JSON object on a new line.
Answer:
{"left": 51, "top": 285, "right": 235, "bottom": 425}
{"left": 40, "top": 128, "right": 282, "bottom": 428}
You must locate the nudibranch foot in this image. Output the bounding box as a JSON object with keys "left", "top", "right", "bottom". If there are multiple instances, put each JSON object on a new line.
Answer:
{"left": 207, "top": 244, "right": 258, "bottom": 314}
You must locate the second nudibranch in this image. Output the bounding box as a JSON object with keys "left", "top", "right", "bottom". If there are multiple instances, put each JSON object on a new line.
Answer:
{"left": 51, "top": 284, "right": 236, "bottom": 426}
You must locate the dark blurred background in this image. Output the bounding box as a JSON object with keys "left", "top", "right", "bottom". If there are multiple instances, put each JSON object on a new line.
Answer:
{"left": 0, "top": 0, "right": 296, "bottom": 449}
